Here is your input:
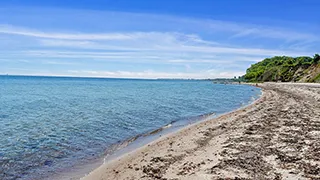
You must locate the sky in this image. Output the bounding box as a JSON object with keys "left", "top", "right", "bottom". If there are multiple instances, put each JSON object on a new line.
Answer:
{"left": 0, "top": 0, "right": 319, "bottom": 79}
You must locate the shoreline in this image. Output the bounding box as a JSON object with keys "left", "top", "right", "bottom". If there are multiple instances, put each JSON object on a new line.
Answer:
{"left": 78, "top": 85, "right": 264, "bottom": 180}
{"left": 51, "top": 84, "right": 261, "bottom": 180}
{"left": 51, "top": 112, "right": 219, "bottom": 180}
{"left": 81, "top": 83, "right": 320, "bottom": 179}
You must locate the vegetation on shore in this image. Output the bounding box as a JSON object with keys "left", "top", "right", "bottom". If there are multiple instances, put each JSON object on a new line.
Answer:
{"left": 210, "top": 77, "right": 244, "bottom": 84}
{"left": 244, "top": 54, "right": 320, "bottom": 83}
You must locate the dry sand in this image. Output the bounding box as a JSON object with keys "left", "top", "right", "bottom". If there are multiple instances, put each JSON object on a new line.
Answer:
{"left": 82, "top": 83, "right": 320, "bottom": 180}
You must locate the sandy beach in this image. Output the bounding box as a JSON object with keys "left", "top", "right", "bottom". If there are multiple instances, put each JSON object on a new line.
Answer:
{"left": 82, "top": 83, "right": 320, "bottom": 180}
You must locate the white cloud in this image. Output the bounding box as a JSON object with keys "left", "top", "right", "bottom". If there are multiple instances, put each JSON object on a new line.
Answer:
{"left": 16, "top": 49, "right": 282, "bottom": 65}
{"left": 1, "top": 67, "right": 245, "bottom": 79}
{"left": 41, "top": 60, "right": 79, "bottom": 65}
{"left": 1, "top": 23, "right": 316, "bottom": 58}
{"left": 64, "top": 69, "right": 242, "bottom": 79}
{"left": 29, "top": 34, "right": 316, "bottom": 57}
{"left": 0, "top": 24, "right": 143, "bottom": 40}
{"left": 229, "top": 27, "right": 319, "bottom": 42}
{"left": 0, "top": 7, "right": 319, "bottom": 79}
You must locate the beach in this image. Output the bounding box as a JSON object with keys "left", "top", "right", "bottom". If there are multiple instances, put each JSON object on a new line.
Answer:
{"left": 0, "top": 77, "right": 260, "bottom": 180}
{"left": 81, "top": 83, "right": 320, "bottom": 180}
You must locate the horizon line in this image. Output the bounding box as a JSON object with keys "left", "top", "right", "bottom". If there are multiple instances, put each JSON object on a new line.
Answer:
{"left": 0, "top": 74, "right": 224, "bottom": 80}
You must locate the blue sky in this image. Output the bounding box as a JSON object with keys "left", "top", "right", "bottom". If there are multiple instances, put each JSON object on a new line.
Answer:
{"left": 1, "top": 0, "right": 319, "bottom": 79}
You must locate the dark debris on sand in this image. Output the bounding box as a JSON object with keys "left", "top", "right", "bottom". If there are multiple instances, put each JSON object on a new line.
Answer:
{"left": 208, "top": 84, "right": 320, "bottom": 179}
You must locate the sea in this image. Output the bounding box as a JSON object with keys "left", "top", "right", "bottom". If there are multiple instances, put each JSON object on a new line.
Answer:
{"left": 0, "top": 75, "right": 261, "bottom": 180}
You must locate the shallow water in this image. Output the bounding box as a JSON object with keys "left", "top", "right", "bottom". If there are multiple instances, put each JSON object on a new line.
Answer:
{"left": 0, "top": 76, "right": 261, "bottom": 180}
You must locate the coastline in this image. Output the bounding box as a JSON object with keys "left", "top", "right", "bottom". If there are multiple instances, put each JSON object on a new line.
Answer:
{"left": 52, "top": 84, "right": 261, "bottom": 180}
{"left": 78, "top": 84, "right": 263, "bottom": 180}
{"left": 1, "top": 77, "right": 261, "bottom": 180}
{"left": 51, "top": 112, "right": 219, "bottom": 180}
{"left": 81, "top": 83, "right": 320, "bottom": 179}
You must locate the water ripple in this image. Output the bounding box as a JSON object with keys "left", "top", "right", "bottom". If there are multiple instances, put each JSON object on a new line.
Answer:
{"left": 0, "top": 76, "right": 261, "bottom": 180}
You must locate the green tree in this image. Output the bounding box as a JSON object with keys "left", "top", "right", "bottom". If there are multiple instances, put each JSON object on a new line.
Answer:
{"left": 313, "top": 54, "right": 320, "bottom": 64}
{"left": 244, "top": 54, "right": 319, "bottom": 82}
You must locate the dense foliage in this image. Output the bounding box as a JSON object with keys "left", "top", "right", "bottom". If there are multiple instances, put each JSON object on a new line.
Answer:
{"left": 244, "top": 54, "right": 320, "bottom": 82}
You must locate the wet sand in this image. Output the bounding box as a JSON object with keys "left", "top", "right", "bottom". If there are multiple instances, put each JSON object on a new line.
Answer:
{"left": 82, "top": 83, "right": 320, "bottom": 180}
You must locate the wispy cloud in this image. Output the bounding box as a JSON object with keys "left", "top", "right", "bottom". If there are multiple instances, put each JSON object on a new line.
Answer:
{"left": 230, "top": 27, "right": 319, "bottom": 42}
{"left": 26, "top": 32, "right": 316, "bottom": 57}
{"left": 64, "top": 69, "right": 243, "bottom": 79}
{"left": 0, "top": 24, "right": 139, "bottom": 40}
{"left": 0, "top": 7, "right": 319, "bottom": 78}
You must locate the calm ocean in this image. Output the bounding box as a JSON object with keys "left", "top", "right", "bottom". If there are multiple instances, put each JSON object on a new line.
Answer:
{"left": 0, "top": 76, "right": 261, "bottom": 180}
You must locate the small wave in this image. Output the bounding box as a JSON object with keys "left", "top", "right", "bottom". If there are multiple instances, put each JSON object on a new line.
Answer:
{"left": 0, "top": 114, "right": 9, "bottom": 118}
{"left": 102, "top": 112, "right": 216, "bottom": 163}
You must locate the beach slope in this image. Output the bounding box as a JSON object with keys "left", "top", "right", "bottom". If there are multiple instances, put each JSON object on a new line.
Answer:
{"left": 82, "top": 83, "right": 320, "bottom": 180}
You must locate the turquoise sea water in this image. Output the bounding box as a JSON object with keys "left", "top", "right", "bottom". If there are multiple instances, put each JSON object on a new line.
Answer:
{"left": 0, "top": 76, "right": 261, "bottom": 180}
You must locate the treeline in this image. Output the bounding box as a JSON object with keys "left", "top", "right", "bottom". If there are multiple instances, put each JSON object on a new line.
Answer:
{"left": 209, "top": 76, "right": 244, "bottom": 83}
{"left": 244, "top": 54, "right": 320, "bottom": 82}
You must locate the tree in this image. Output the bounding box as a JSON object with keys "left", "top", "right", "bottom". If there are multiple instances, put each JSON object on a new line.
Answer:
{"left": 313, "top": 54, "right": 320, "bottom": 64}
{"left": 244, "top": 55, "right": 319, "bottom": 82}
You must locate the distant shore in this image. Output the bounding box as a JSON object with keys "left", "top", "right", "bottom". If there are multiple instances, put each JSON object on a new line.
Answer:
{"left": 82, "top": 83, "right": 320, "bottom": 180}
